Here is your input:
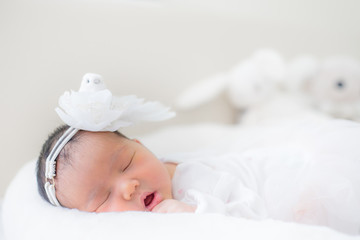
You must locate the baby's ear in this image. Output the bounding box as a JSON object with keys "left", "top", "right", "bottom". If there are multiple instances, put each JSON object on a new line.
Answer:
{"left": 132, "top": 139, "right": 142, "bottom": 145}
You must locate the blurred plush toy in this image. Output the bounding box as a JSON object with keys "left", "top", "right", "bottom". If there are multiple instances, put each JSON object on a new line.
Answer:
{"left": 310, "top": 57, "right": 360, "bottom": 120}
{"left": 283, "top": 55, "right": 319, "bottom": 94}
{"left": 175, "top": 49, "right": 286, "bottom": 122}
{"left": 287, "top": 56, "right": 360, "bottom": 121}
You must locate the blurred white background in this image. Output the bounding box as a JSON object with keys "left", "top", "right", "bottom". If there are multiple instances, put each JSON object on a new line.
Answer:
{"left": 0, "top": 0, "right": 360, "bottom": 198}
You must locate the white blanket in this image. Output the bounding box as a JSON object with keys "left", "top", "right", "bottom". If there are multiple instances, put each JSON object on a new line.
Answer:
{"left": 2, "top": 121, "right": 360, "bottom": 240}
{"left": 165, "top": 121, "right": 360, "bottom": 234}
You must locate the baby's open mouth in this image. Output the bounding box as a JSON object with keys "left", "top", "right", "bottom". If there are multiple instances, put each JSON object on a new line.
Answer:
{"left": 144, "top": 193, "right": 155, "bottom": 207}
{"left": 143, "top": 192, "right": 162, "bottom": 211}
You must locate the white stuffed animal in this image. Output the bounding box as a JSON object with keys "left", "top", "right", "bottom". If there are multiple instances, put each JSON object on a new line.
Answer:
{"left": 284, "top": 55, "right": 319, "bottom": 94}
{"left": 309, "top": 57, "right": 360, "bottom": 120}
{"left": 287, "top": 56, "right": 360, "bottom": 121}
{"left": 175, "top": 49, "right": 286, "bottom": 122}
{"left": 227, "top": 49, "right": 285, "bottom": 109}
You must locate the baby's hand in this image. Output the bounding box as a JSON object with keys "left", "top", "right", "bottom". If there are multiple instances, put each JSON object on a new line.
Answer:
{"left": 152, "top": 199, "right": 196, "bottom": 213}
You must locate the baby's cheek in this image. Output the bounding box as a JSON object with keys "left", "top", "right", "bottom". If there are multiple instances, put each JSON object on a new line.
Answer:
{"left": 148, "top": 165, "right": 169, "bottom": 180}
{"left": 102, "top": 198, "right": 144, "bottom": 213}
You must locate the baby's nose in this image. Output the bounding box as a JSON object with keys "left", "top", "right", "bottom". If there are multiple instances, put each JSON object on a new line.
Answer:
{"left": 122, "top": 179, "right": 139, "bottom": 201}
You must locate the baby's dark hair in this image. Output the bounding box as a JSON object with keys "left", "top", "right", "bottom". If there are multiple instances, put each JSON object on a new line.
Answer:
{"left": 36, "top": 124, "right": 128, "bottom": 204}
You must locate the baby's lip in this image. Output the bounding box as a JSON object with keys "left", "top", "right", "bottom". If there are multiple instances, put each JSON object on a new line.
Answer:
{"left": 142, "top": 192, "right": 162, "bottom": 211}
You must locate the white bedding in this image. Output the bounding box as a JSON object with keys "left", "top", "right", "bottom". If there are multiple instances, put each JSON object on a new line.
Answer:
{"left": 2, "top": 120, "right": 360, "bottom": 240}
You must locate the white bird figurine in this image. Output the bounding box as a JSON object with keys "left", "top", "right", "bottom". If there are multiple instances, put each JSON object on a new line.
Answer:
{"left": 55, "top": 73, "right": 175, "bottom": 131}
{"left": 79, "top": 73, "right": 107, "bottom": 92}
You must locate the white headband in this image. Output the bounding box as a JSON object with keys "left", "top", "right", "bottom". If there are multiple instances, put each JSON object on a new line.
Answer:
{"left": 44, "top": 73, "right": 175, "bottom": 206}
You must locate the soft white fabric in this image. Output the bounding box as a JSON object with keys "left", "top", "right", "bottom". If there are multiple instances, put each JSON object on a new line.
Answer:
{"left": 172, "top": 155, "right": 268, "bottom": 218}
{"left": 169, "top": 130, "right": 360, "bottom": 234}
{"left": 3, "top": 121, "right": 360, "bottom": 240}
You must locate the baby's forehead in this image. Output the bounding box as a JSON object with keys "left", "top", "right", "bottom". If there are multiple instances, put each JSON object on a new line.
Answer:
{"left": 61, "top": 131, "right": 126, "bottom": 166}
{"left": 77, "top": 131, "right": 125, "bottom": 144}
{"left": 62, "top": 133, "right": 128, "bottom": 171}
{"left": 85, "top": 130, "right": 128, "bottom": 149}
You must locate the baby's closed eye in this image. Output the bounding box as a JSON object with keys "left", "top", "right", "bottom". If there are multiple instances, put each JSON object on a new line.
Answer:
{"left": 122, "top": 151, "right": 135, "bottom": 172}
{"left": 94, "top": 191, "right": 111, "bottom": 212}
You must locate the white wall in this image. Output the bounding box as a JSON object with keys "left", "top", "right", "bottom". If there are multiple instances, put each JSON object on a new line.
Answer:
{"left": 1, "top": 0, "right": 360, "bottom": 198}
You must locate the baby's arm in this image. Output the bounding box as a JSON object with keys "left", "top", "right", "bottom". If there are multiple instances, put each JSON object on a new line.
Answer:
{"left": 152, "top": 199, "right": 196, "bottom": 213}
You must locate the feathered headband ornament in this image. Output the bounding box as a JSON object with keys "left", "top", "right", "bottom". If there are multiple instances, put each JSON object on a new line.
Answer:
{"left": 44, "top": 73, "right": 175, "bottom": 206}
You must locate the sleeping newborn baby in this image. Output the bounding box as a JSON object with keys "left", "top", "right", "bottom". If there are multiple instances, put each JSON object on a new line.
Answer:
{"left": 36, "top": 73, "right": 360, "bottom": 235}
{"left": 37, "top": 126, "right": 194, "bottom": 213}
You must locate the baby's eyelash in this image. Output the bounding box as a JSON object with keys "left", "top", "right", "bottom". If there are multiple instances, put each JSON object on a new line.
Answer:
{"left": 123, "top": 152, "right": 135, "bottom": 172}
{"left": 95, "top": 192, "right": 110, "bottom": 212}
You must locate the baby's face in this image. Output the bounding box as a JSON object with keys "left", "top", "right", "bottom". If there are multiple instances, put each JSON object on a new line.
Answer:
{"left": 55, "top": 132, "right": 173, "bottom": 212}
